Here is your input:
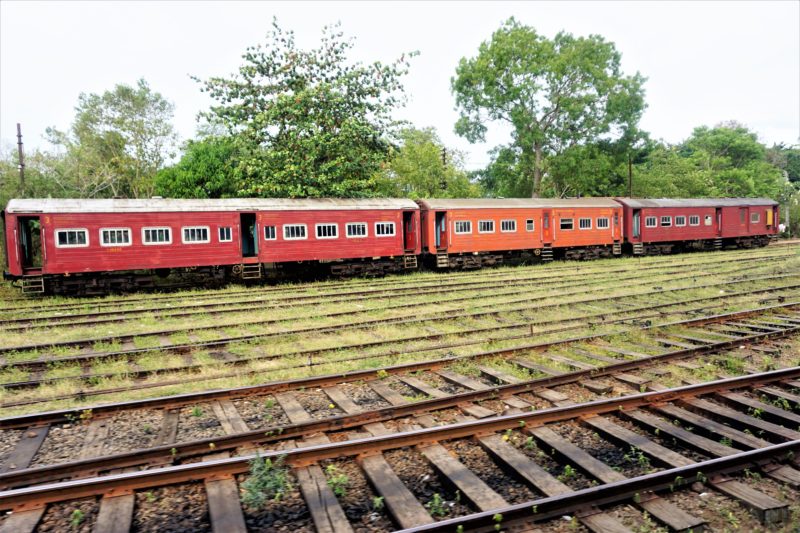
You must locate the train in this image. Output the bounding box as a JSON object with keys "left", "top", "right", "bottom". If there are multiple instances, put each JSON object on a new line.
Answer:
{"left": 1, "top": 196, "right": 779, "bottom": 294}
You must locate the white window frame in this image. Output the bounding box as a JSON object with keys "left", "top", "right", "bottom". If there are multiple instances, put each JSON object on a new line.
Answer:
{"left": 645, "top": 216, "right": 657, "bottom": 228}
{"left": 181, "top": 226, "right": 211, "bottom": 244}
{"left": 500, "top": 219, "right": 517, "bottom": 233}
{"left": 579, "top": 218, "right": 592, "bottom": 230}
{"left": 264, "top": 225, "right": 277, "bottom": 240}
{"left": 526, "top": 219, "right": 535, "bottom": 232}
{"left": 315, "top": 223, "right": 338, "bottom": 239}
{"left": 218, "top": 227, "right": 233, "bottom": 242}
{"left": 55, "top": 228, "right": 90, "bottom": 248}
{"left": 346, "top": 222, "right": 368, "bottom": 238}
{"left": 454, "top": 220, "right": 472, "bottom": 234}
{"left": 675, "top": 216, "right": 686, "bottom": 227}
{"left": 375, "top": 222, "right": 396, "bottom": 237}
{"left": 751, "top": 212, "right": 760, "bottom": 223}
{"left": 283, "top": 224, "right": 308, "bottom": 240}
{"left": 478, "top": 220, "right": 495, "bottom": 234}
{"left": 99, "top": 227, "right": 132, "bottom": 247}
{"left": 660, "top": 216, "right": 672, "bottom": 227}
{"left": 596, "top": 217, "right": 610, "bottom": 229}
{"left": 142, "top": 227, "right": 172, "bottom": 246}
{"left": 689, "top": 215, "right": 700, "bottom": 226}
{"left": 560, "top": 218, "right": 574, "bottom": 230}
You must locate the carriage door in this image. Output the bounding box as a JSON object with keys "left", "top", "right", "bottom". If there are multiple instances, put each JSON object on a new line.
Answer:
{"left": 716, "top": 208, "right": 723, "bottom": 236}
{"left": 541, "top": 210, "right": 553, "bottom": 243}
{"left": 403, "top": 211, "right": 416, "bottom": 251}
{"left": 18, "top": 217, "right": 43, "bottom": 272}
{"left": 435, "top": 211, "right": 447, "bottom": 250}
{"left": 240, "top": 213, "right": 258, "bottom": 258}
{"left": 632, "top": 210, "right": 641, "bottom": 240}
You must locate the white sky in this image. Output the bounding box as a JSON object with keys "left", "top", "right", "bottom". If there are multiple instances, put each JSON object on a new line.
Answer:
{"left": 1, "top": 0, "right": 798, "bottom": 170}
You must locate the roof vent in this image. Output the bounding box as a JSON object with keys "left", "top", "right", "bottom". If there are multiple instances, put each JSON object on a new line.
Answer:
{"left": 151, "top": 196, "right": 163, "bottom": 199}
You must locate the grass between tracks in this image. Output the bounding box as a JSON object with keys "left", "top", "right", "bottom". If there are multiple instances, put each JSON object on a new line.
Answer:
{"left": 1, "top": 247, "right": 799, "bottom": 416}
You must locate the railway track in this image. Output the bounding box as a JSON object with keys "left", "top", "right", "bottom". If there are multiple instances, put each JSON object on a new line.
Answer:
{"left": 2, "top": 247, "right": 793, "bottom": 324}
{"left": 1, "top": 256, "right": 793, "bottom": 359}
{"left": 1, "top": 247, "right": 799, "bottom": 532}
{"left": 1, "top": 301, "right": 798, "bottom": 485}
{"left": 0, "top": 365, "right": 798, "bottom": 532}
{"left": 3, "top": 273, "right": 799, "bottom": 411}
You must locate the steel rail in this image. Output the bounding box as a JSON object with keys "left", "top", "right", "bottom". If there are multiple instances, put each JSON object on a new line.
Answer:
{"left": 399, "top": 440, "right": 800, "bottom": 532}
{"left": 4, "top": 281, "right": 799, "bottom": 401}
{"left": 0, "top": 367, "right": 797, "bottom": 509}
{"left": 2, "top": 299, "right": 797, "bottom": 428}
{"left": 1, "top": 314, "right": 798, "bottom": 489}
{"left": 1, "top": 264, "right": 792, "bottom": 360}
{"left": 3, "top": 250, "right": 784, "bottom": 326}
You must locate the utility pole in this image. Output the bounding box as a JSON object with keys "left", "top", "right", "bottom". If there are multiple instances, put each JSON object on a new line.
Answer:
{"left": 16, "top": 123, "right": 25, "bottom": 191}
{"left": 627, "top": 153, "right": 633, "bottom": 198}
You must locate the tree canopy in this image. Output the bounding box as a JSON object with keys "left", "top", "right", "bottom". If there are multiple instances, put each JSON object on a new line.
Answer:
{"left": 452, "top": 18, "right": 646, "bottom": 197}
{"left": 46, "top": 78, "right": 177, "bottom": 198}
{"left": 375, "top": 127, "right": 481, "bottom": 199}
{"left": 195, "top": 20, "right": 415, "bottom": 198}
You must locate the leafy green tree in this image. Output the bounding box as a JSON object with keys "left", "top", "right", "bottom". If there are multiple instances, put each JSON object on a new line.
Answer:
{"left": 195, "top": 20, "right": 415, "bottom": 198}
{"left": 155, "top": 136, "right": 240, "bottom": 198}
{"left": 452, "top": 18, "right": 646, "bottom": 197}
{"left": 46, "top": 79, "right": 177, "bottom": 198}
{"left": 633, "top": 123, "right": 785, "bottom": 198}
{"left": 376, "top": 127, "right": 481, "bottom": 198}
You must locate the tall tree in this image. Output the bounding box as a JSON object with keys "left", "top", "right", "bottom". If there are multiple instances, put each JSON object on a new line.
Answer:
{"left": 376, "top": 127, "right": 481, "bottom": 198}
{"left": 452, "top": 18, "right": 646, "bottom": 197}
{"left": 46, "top": 79, "right": 177, "bottom": 198}
{"left": 195, "top": 20, "right": 415, "bottom": 198}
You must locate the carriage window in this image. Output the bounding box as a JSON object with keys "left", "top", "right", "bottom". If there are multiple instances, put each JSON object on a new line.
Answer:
{"left": 316, "top": 223, "right": 338, "bottom": 239}
{"left": 579, "top": 218, "right": 592, "bottom": 230}
{"left": 454, "top": 221, "right": 472, "bottom": 234}
{"left": 56, "top": 229, "right": 89, "bottom": 248}
{"left": 375, "top": 222, "right": 396, "bottom": 236}
{"left": 219, "top": 227, "right": 232, "bottom": 242}
{"left": 526, "top": 219, "right": 535, "bottom": 232}
{"left": 142, "top": 227, "right": 171, "bottom": 245}
{"left": 100, "top": 228, "right": 131, "bottom": 246}
{"left": 264, "top": 226, "right": 277, "bottom": 240}
{"left": 346, "top": 223, "right": 367, "bottom": 238}
{"left": 596, "top": 218, "right": 609, "bottom": 229}
{"left": 560, "top": 218, "right": 574, "bottom": 230}
{"left": 645, "top": 217, "right": 657, "bottom": 228}
{"left": 660, "top": 216, "right": 672, "bottom": 227}
{"left": 739, "top": 208, "right": 746, "bottom": 223}
{"left": 182, "top": 226, "right": 210, "bottom": 243}
{"left": 478, "top": 220, "right": 495, "bottom": 233}
{"left": 704, "top": 215, "right": 713, "bottom": 226}
{"left": 751, "top": 212, "right": 760, "bottom": 223}
{"left": 500, "top": 219, "right": 516, "bottom": 232}
{"left": 689, "top": 215, "right": 700, "bottom": 226}
{"left": 675, "top": 216, "right": 686, "bottom": 227}
{"left": 283, "top": 224, "right": 307, "bottom": 240}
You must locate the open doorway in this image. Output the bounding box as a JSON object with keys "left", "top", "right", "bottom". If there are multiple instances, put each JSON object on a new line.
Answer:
{"left": 403, "top": 211, "right": 416, "bottom": 251}
{"left": 435, "top": 212, "right": 446, "bottom": 250}
{"left": 240, "top": 213, "right": 257, "bottom": 258}
{"left": 19, "top": 216, "right": 42, "bottom": 270}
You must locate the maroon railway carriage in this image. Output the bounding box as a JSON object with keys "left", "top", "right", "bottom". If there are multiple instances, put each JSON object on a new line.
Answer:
{"left": 416, "top": 198, "right": 623, "bottom": 268}
{"left": 2, "top": 198, "right": 420, "bottom": 293}
{"left": 615, "top": 198, "right": 779, "bottom": 254}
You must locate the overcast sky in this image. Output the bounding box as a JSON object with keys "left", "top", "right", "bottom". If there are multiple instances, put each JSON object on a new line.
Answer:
{"left": 1, "top": 1, "right": 798, "bottom": 170}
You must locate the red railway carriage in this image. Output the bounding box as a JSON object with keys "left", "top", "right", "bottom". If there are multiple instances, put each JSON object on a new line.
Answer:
{"left": 416, "top": 198, "right": 623, "bottom": 268}
{"left": 2, "top": 198, "right": 420, "bottom": 293}
{"left": 615, "top": 198, "right": 778, "bottom": 254}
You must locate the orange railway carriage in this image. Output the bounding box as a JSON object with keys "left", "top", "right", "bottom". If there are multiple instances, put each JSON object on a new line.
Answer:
{"left": 416, "top": 198, "right": 623, "bottom": 268}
